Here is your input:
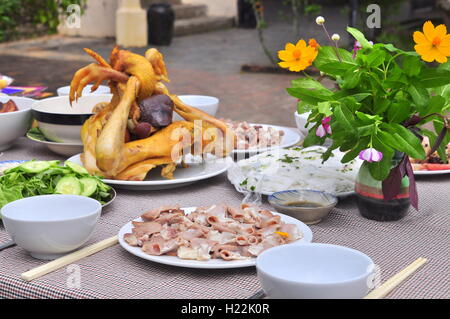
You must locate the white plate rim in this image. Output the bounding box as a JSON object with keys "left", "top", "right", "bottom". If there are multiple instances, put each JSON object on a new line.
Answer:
{"left": 231, "top": 124, "right": 301, "bottom": 155}
{"left": 413, "top": 169, "right": 450, "bottom": 175}
{"left": 118, "top": 207, "right": 313, "bottom": 269}
{"left": 26, "top": 131, "right": 83, "bottom": 146}
{"left": 67, "top": 154, "right": 233, "bottom": 186}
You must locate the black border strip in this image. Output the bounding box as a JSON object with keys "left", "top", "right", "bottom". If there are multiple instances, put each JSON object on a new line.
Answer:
{"left": 31, "top": 110, "right": 92, "bottom": 126}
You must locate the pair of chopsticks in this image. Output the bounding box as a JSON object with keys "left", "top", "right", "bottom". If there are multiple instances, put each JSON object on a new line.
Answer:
{"left": 21, "top": 236, "right": 118, "bottom": 282}
{"left": 363, "top": 257, "right": 427, "bottom": 299}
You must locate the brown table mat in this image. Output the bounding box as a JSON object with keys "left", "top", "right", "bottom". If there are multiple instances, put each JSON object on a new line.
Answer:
{"left": 0, "top": 137, "right": 449, "bottom": 299}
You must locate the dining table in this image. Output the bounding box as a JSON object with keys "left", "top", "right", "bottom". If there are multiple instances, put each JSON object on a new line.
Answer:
{"left": 0, "top": 136, "right": 448, "bottom": 299}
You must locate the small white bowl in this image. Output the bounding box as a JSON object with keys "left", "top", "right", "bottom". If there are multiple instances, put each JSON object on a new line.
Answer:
{"left": 1, "top": 195, "right": 101, "bottom": 260}
{"left": 256, "top": 243, "right": 374, "bottom": 299}
{"left": 57, "top": 85, "right": 110, "bottom": 96}
{"left": 294, "top": 111, "right": 313, "bottom": 137}
{"left": 32, "top": 94, "right": 112, "bottom": 143}
{"left": 175, "top": 95, "right": 219, "bottom": 121}
{"left": 0, "top": 96, "right": 34, "bottom": 151}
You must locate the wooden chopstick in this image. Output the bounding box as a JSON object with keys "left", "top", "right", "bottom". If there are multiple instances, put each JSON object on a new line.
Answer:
{"left": 364, "top": 257, "right": 427, "bottom": 299}
{"left": 21, "top": 236, "right": 119, "bottom": 282}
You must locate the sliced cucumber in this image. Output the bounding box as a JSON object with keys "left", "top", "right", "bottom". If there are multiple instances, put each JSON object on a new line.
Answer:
{"left": 48, "top": 160, "right": 61, "bottom": 167}
{"left": 55, "top": 176, "right": 81, "bottom": 195}
{"left": 20, "top": 161, "right": 51, "bottom": 173}
{"left": 65, "top": 161, "right": 89, "bottom": 175}
{"left": 79, "top": 177, "right": 98, "bottom": 197}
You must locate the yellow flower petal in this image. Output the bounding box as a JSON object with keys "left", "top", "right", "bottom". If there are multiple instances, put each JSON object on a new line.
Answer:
{"left": 423, "top": 21, "right": 436, "bottom": 42}
{"left": 440, "top": 34, "right": 450, "bottom": 47}
{"left": 285, "top": 42, "right": 295, "bottom": 51}
{"left": 437, "top": 44, "right": 450, "bottom": 56}
{"left": 413, "top": 31, "right": 427, "bottom": 44}
{"left": 295, "top": 39, "right": 307, "bottom": 50}
{"left": 434, "top": 49, "right": 448, "bottom": 63}
{"left": 278, "top": 50, "right": 293, "bottom": 62}
{"left": 415, "top": 43, "right": 433, "bottom": 56}
{"left": 278, "top": 61, "right": 291, "bottom": 69}
{"left": 435, "top": 24, "right": 447, "bottom": 39}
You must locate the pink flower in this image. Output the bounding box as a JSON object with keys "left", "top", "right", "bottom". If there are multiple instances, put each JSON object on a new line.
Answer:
{"left": 359, "top": 148, "right": 383, "bottom": 162}
{"left": 352, "top": 40, "right": 373, "bottom": 58}
{"left": 322, "top": 116, "right": 332, "bottom": 134}
{"left": 316, "top": 124, "right": 326, "bottom": 137}
{"left": 316, "top": 116, "right": 332, "bottom": 137}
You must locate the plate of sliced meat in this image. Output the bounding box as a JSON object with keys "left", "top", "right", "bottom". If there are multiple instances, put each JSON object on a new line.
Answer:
{"left": 220, "top": 120, "right": 302, "bottom": 156}
{"left": 118, "top": 204, "right": 313, "bottom": 269}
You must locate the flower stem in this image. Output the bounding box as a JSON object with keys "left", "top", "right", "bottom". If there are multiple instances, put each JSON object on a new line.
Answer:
{"left": 321, "top": 24, "right": 342, "bottom": 62}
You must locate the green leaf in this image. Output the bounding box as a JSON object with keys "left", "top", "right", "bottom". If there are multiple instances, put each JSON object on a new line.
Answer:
{"left": 303, "top": 125, "right": 323, "bottom": 147}
{"left": 368, "top": 135, "right": 395, "bottom": 181}
{"left": 317, "top": 101, "right": 333, "bottom": 117}
{"left": 418, "top": 69, "right": 450, "bottom": 88}
{"left": 297, "top": 100, "right": 314, "bottom": 114}
{"left": 407, "top": 81, "right": 429, "bottom": 108}
{"left": 341, "top": 137, "right": 370, "bottom": 163}
{"left": 387, "top": 99, "right": 412, "bottom": 123}
{"left": 379, "top": 123, "right": 426, "bottom": 159}
{"left": 334, "top": 104, "right": 357, "bottom": 134}
{"left": 402, "top": 56, "right": 422, "bottom": 77}
{"left": 314, "top": 46, "right": 355, "bottom": 70}
{"left": 287, "top": 87, "right": 332, "bottom": 105}
{"left": 342, "top": 66, "right": 362, "bottom": 89}
{"left": 291, "top": 77, "right": 330, "bottom": 91}
{"left": 319, "top": 61, "right": 357, "bottom": 76}
{"left": 366, "top": 50, "right": 385, "bottom": 67}
{"left": 373, "top": 99, "right": 390, "bottom": 115}
{"left": 346, "top": 27, "right": 373, "bottom": 48}
{"left": 420, "top": 95, "right": 445, "bottom": 116}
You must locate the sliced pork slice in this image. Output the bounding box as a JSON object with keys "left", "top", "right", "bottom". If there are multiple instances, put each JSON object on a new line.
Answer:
{"left": 141, "top": 205, "right": 181, "bottom": 221}
{"left": 123, "top": 233, "right": 139, "bottom": 246}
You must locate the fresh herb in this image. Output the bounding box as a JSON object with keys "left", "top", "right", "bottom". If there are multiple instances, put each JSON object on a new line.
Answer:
{"left": 278, "top": 154, "right": 299, "bottom": 163}
{"left": 250, "top": 186, "right": 256, "bottom": 191}
{"left": 240, "top": 178, "right": 248, "bottom": 186}
{"left": 0, "top": 160, "right": 112, "bottom": 209}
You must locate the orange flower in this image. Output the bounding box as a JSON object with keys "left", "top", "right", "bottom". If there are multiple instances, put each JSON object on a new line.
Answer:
{"left": 278, "top": 39, "right": 319, "bottom": 72}
{"left": 413, "top": 21, "right": 450, "bottom": 63}
{"left": 309, "top": 38, "right": 320, "bottom": 50}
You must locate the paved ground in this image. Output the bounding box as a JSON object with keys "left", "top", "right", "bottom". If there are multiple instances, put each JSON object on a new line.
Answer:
{"left": 0, "top": 4, "right": 349, "bottom": 126}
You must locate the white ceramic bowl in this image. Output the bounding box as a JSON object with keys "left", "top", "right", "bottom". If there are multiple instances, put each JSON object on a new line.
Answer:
{"left": 294, "top": 111, "right": 313, "bottom": 137}
{"left": 175, "top": 95, "right": 219, "bottom": 121}
{"left": 32, "top": 94, "right": 112, "bottom": 143}
{"left": 57, "top": 84, "right": 110, "bottom": 96}
{"left": 0, "top": 96, "right": 34, "bottom": 151}
{"left": 256, "top": 243, "right": 374, "bottom": 299}
{"left": 1, "top": 195, "right": 101, "bottom": 260}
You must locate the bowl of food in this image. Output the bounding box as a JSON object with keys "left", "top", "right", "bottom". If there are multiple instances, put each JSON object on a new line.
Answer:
{"left": 256, "top": 243, "right": 374, "bottom": 299}
{"left": 31, "top": 94, "right": 112, "bottom": 143}
{"left": 57, "top": 84, "right": 110, "bottom": 96}
{"left": 269, "top": 189, "right": 338, "bottom": 225}
{"left": 174, "top": 95, "right": 219, "bottom": 121}
{"left": 0, "top": 96, "right": 34, "bottom": 151}
{"left": 1, "top": 194, "right": 101, "bottom": 260}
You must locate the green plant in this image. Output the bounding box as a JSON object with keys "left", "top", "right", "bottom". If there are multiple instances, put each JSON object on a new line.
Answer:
{"left": 0, "top": 0, "right": 86, "bottom": 42}
{"left": 286, "top": 23, "right": 450, "bottom": 184}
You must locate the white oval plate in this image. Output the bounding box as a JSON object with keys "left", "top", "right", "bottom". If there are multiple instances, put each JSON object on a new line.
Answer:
{"left": 118, "top": 207, "right": 313, "bottom": 269}
{"left": 66, "top": 154, "right": 233, "bottom": 190}
{"left": 413, "top": 169, "right": 450, "bottom": 175}
{"left": 232, "top": 124, "right": 302, "bottom": 156}
{"left": 27, "top": 131, "right": 83, "bottom": 157}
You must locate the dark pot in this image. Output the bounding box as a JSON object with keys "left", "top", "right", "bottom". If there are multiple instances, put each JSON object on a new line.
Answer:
{"left": 355, "top": 153, "right": 411, "bottom": 221}
{"left": 237, "top": 0, "right": 256, "bottom": 29}
{"left": 147, "top": 3, "right": 175, "bottom": 46}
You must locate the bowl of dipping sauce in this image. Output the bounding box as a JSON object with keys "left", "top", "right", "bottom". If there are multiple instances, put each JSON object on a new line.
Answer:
{"left": 256, "top": 243, "right": 374, "bottom": 299}
{"left": 268, "top": 189, "right": 337, "bottom": 225}
{"left": 1, "top": 195, "right": 101, "bottom": 260}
